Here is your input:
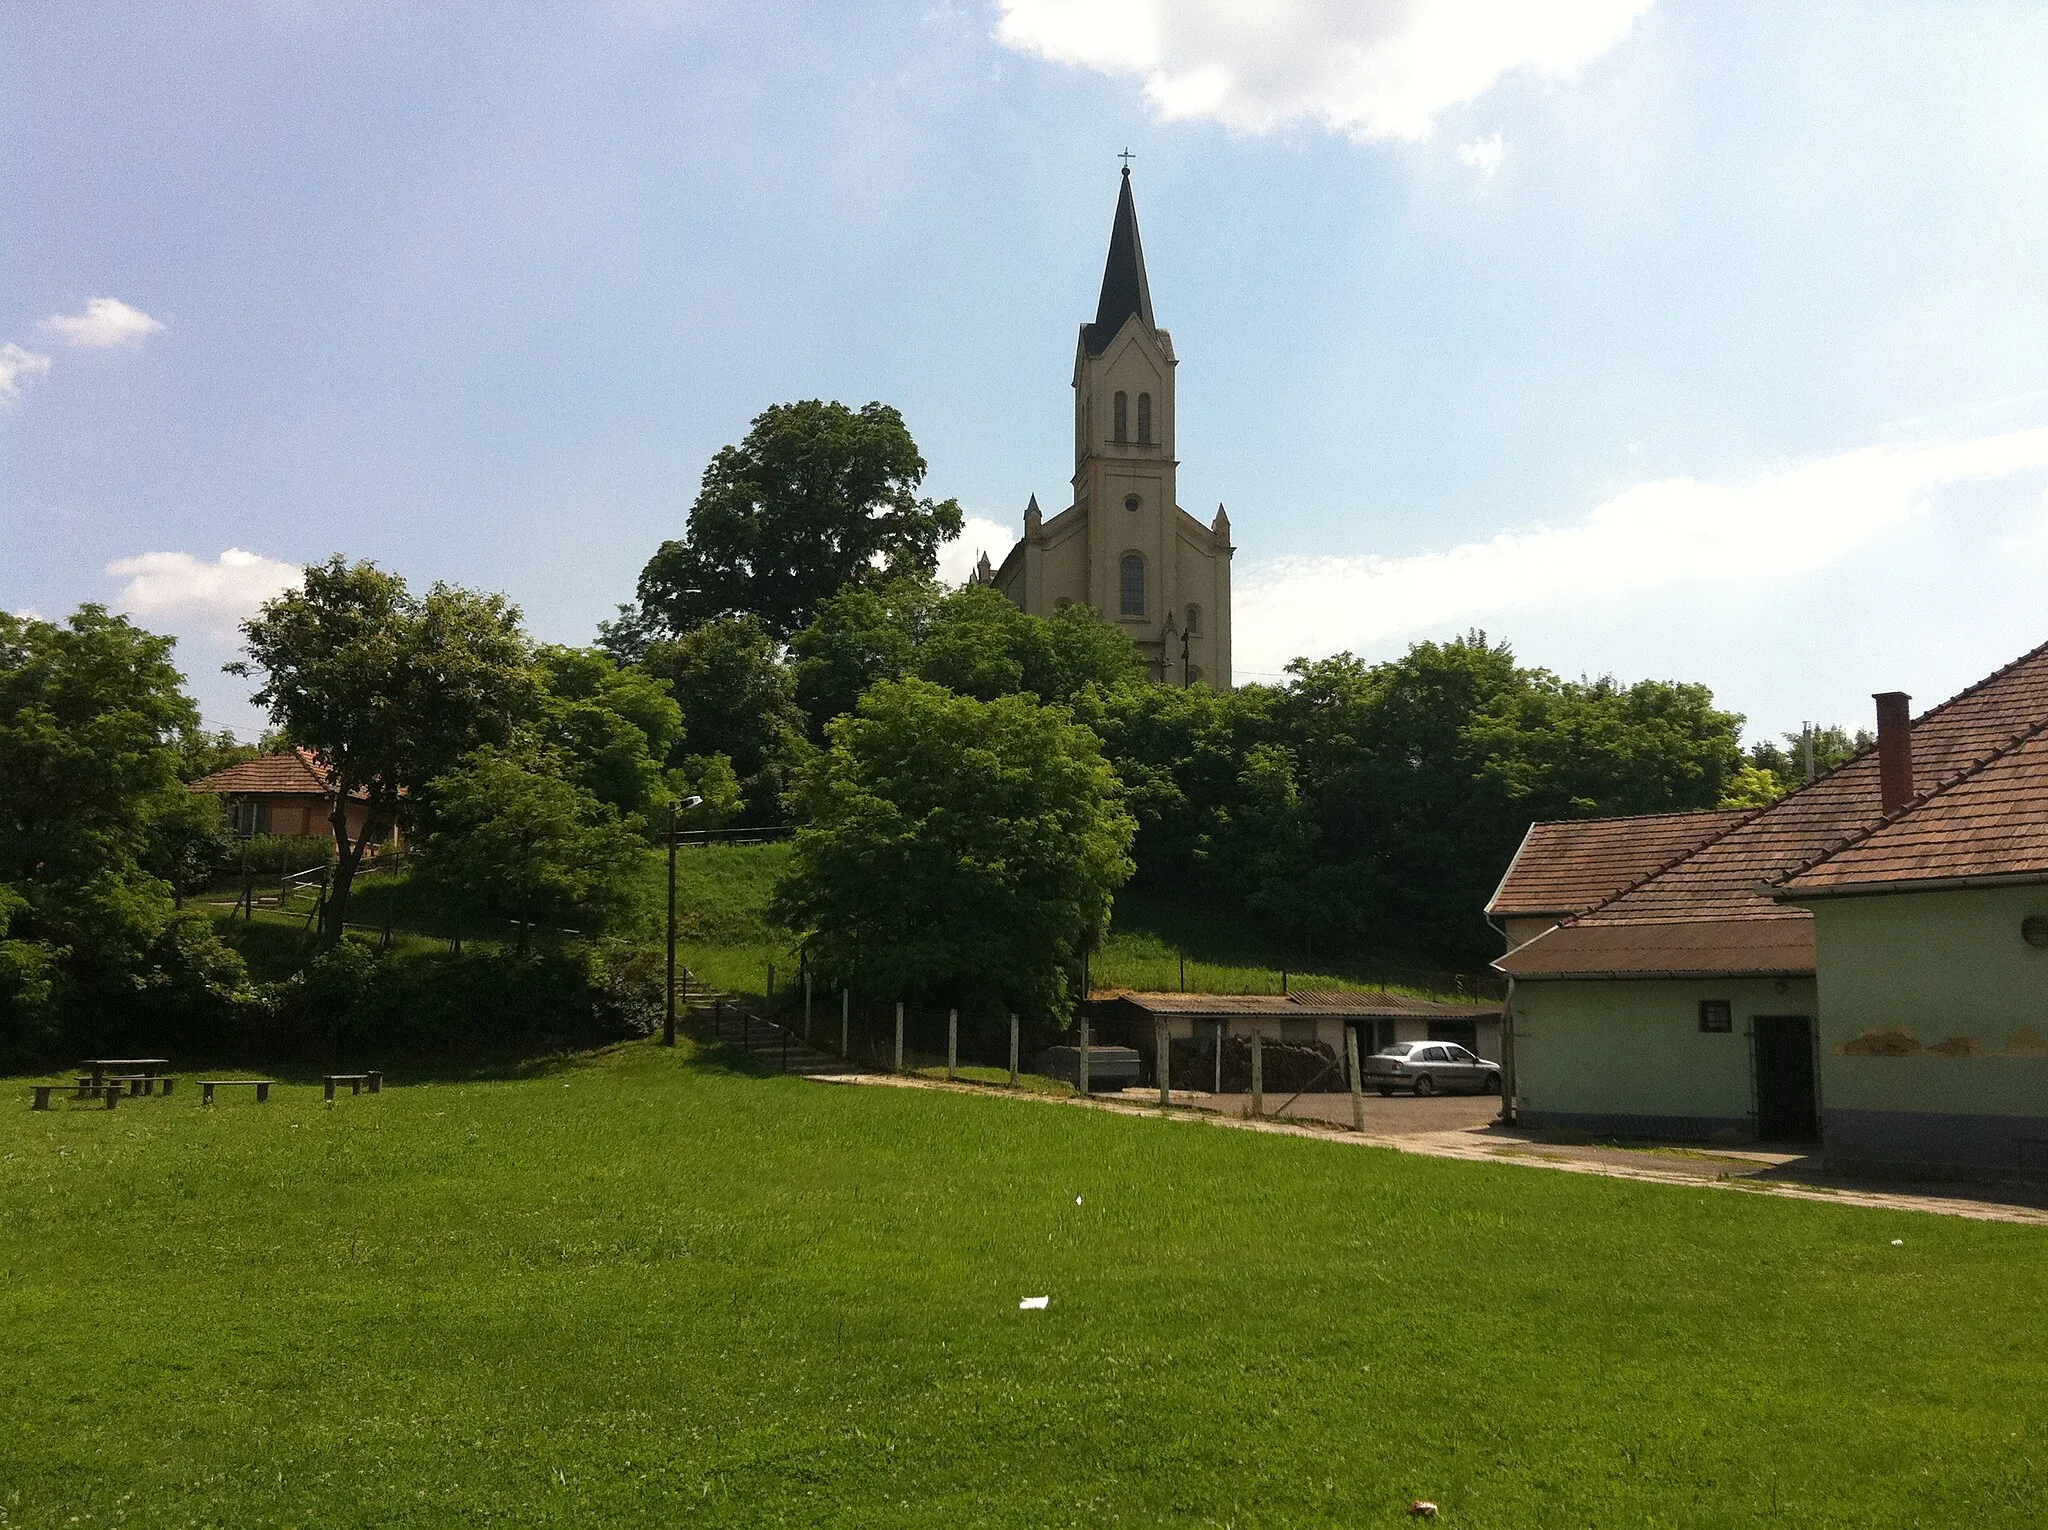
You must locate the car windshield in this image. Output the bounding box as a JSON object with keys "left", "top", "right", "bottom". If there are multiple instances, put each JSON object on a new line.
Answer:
{"left": 1378, "top": 1043, "right": 1419, "bottom": 1057}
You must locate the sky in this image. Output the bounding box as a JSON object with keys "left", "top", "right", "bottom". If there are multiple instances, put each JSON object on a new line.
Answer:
{"left": 8, "top": 1, "right": 2048, "bottom": 747}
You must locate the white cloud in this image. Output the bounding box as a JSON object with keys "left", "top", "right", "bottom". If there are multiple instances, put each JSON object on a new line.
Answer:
{"left": 42, "top": 296, "right": 165, "bottom": 349}
{"left": 995, "top": 0, "right": 1652, "bottom": 143}
{"left": 1235, "top": 426, "right": 2048, "bottom": 678}
{"left": 107, "top": 549, "right": 303, "bottom": 637}
{"left": 1457, "top": 129, "right": 1505, "bottom": 178}
{"left": 938, "top": 514, "right": 1020, "bottom": 586}
{"left": 0, "top": 343, "right": 52, "bottom": 404}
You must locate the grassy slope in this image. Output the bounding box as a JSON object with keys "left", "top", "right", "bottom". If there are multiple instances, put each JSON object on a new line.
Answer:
{"left": 2, "top": 1044, "right": 2044, "bottom": 1527}
{"left": 608, "top": 845, "right": 1476, "bottom": 1001}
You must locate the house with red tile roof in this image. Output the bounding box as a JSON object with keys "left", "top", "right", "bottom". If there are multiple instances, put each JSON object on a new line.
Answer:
{"left": 1491, "top": 641, "right": 2048, "bottom": 1170}
{"left": 187, "top": 748, "right": 392, "bottom": 846}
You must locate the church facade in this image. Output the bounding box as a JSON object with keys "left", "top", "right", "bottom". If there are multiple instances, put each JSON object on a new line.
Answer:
{"left": 983, "top": 169, "right": 1233, "bottom": 688}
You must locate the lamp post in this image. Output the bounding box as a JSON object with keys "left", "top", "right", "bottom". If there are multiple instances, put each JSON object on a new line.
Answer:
{"left": 663, "top": 794, "right": 704, "bottom": 1047}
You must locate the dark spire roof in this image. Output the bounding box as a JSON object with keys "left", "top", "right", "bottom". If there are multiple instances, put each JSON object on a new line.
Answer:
{"left": 1081, "top": 167, "right": 1154, "bottom": 356}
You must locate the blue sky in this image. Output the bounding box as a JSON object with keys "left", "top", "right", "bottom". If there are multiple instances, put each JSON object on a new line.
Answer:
{"left": 7, "top": 1, "right": 2048, "bottom": 746}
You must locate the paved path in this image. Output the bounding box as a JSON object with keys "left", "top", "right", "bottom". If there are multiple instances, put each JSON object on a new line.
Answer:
{"left": 809, "top": 1072, "right": 2048, "bottom": 1229}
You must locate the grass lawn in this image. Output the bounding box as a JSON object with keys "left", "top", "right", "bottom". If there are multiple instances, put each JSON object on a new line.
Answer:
{"left": 4, "top": 1042, "right": 2044, "bottom": 1526}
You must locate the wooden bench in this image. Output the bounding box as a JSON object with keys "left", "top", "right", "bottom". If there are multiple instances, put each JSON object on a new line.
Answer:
{"left": 77, "top": 1073, "right": 173, "bottom": 1098}
{"left": 32, "top": 1083, "right": 122, "bottom": 1110}
{"left": 199, "top": 1080, "right": 275, "bottom": 1105}
{"left": 322, "top": 1073, "right": 384, "bottom": 1101}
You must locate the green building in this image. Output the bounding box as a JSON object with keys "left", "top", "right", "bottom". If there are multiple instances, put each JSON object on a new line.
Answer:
{"left": 1491, "top": 643, "right": 2048, "bottom": 1170}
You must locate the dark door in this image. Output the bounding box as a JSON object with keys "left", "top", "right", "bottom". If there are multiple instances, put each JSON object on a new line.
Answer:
{"left": 1753, "top": 1015, "right": 1819, "bottom": 1142}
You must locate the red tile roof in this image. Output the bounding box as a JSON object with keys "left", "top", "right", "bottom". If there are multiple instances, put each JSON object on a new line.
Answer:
{"left": 1779, "top": 719, "right": 2048, "bottom": 895}
{"left": 188, "top": 748, "right": 336, "bottom": 797}
{"left": 1486, "top": 810, "right": 1752, "bottom": 918}
{"left": 1500, "top": 638, "right": 2048, "bottom": 978}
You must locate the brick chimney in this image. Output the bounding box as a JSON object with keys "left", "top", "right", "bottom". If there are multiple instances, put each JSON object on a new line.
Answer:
{"left": 1874, "top": 691, "right": 1914, "bottom": 815}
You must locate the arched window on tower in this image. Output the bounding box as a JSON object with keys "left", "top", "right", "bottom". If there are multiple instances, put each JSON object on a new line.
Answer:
{"left": 1119, "top": 553, "right": 1145, "bottom": 616}
{"left": 1137, "top": 392, "right": 1152, "bottom": 444}
{"left": 1184, "top": 603, "right": 1201, "bottom": 636}
{"left": 1113, "top": 391, "right": 1128, "bottom": 443}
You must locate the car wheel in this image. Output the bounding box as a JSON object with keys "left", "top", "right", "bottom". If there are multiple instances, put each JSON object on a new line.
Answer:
{"left": 1375, "top": 1086, "right": 1394, "bottom": 1097}
{"left": 1412, "top": 1073, "right": 1434, "bottom": 1098}
{"left": 1483, "top": 1072, "right": 1501, "bottom": 1094}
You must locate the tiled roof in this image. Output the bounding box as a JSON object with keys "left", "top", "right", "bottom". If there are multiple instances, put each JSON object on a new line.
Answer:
{"left": 1486, "top": 810, "right": 1753, "bottom": 918}
{"left": 187, "top": 748, "right": 335, "bottom": 797}
{"left": 1500, "top": 638, "right": 2048, "bottom": 977}
{"left": 1779, "top": 719, "right": 2048, "bottom": 895}
{"left": 1106, "top": 990, "right": 1503, "bottom": 1020}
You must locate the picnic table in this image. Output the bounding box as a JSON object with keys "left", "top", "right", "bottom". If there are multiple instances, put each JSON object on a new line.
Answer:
{"left": 76, "top": 1073, "right": 174, "bottom": 1098}
{"left": 80, "top": 1058, "right": 169, "bottom": 1089}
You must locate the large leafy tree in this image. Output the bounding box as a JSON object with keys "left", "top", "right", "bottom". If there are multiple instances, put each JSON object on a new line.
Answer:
{"left": 635, "top": 400, "right": 964, "bottom": 641}
{"left": 532, "top": 646, "right": 683, "bottom": 823}
{"left": 233, "top": 557, "right": 535, "bottom": 943}
{"left": 413, "top": 748, "right": 649, "bottom": 954}
{"left": 773, "top": 679, "right": 1134, "bottom": 1021}
{"left": 641, "top": 615, "right": 809, "bottom": 822}
{"left": 0, "top": 608, "right": 249, "bottom": 1053}
{"left": 787, "top": 579, "right": 1145, "bottom": 739}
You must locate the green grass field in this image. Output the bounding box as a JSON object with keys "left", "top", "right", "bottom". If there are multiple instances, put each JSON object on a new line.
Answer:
{"left": 4, "top": 1039, "right": 2044, "bottom": 1526}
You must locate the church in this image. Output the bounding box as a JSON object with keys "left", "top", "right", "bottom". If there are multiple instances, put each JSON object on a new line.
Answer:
{"left": 978, "top": 168, "right": 1234, "bottom": 689}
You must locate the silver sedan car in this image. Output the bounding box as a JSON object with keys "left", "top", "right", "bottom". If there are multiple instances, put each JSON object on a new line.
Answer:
{"left": 1361, "top": 1041, "right": 1501, "bottom": 1097}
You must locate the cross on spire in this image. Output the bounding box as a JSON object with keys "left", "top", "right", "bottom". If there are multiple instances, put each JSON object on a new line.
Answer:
{"left": 1118, "top": 147, "right": 1136, "bottom": 170}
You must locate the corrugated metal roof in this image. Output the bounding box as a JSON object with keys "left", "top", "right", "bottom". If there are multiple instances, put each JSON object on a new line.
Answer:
{"left": 1105, "top": 990, "right": 1502, "bottom": 1019}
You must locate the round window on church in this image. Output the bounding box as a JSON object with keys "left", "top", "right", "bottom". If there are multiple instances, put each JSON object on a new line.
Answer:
{"left": 1124, "top": 494, "right": 1140, "bottom": 512}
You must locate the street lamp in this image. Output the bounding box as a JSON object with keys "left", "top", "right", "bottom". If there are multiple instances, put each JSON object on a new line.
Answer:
{"left": 664, "top": 794, "right": 705, "bottom": 1047}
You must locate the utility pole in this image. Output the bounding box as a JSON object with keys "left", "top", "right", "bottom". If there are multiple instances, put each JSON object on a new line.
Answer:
{"left": 663, "top": 800, "right": 677, "bottom": 1046}
{"left": 663, "top": 795, "right": 702, "bottom": 1048}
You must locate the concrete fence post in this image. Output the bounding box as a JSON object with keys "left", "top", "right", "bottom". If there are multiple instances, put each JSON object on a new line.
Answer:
{"left": 1157, "top": 1018, "right": 1170, "bottom": 1109}
{"left": 1346, "top": 1024, "right": 1365, "bottom": 1133}
{"left": 840, "top": 988, "right": 849, "bottom": 1059}
{"left": 895, "top": 1002, "right": 905, "bottom": 1074}
{"left": 1080, "top": 1016, "right": 1091, "bottom": 1096}
{"left": 1008, "top": 1013, "right": 1019, "bottom": 1088}
{"left": 804, "top": 970, "right": 813, "bottom": 1041}
{"left": 1251, "top": 1029, "right": 1264, "bottom": 1119}
{"left": 947, "top": 1009, "right": 958, "bottom": 1082}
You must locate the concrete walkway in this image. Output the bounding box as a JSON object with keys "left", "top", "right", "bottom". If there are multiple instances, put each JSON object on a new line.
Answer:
{"left": 807, "top": 1071, "right": 2048, "bottom": 1229}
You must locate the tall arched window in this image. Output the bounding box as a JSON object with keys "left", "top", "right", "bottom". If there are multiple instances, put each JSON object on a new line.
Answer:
{"left": 1113, "top": 391, "right": 1128, "bottom": 443}
{"left": 1184, "top": 603, "right": 1201, "bottom": 636}
{"left": 1136, "top": 392, "right": 1152, "bottom": 444}
{"left": 1119, "top": 553, "right": 1145, "bottom": 616}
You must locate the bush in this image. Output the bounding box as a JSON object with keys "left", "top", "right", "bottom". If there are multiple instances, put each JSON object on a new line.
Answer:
{"left": 269, "top": 939, "right": 663, "bottom": 1059}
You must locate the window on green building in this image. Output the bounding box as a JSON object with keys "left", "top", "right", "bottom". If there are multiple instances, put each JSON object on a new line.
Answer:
{"left": 1698, "top": 1000, "right": 1733, "bottom": 1033}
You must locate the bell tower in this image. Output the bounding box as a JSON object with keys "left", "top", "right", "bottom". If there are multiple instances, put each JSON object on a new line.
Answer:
{"left": 989, "top": 166, "right": 1233, "bottom": 687}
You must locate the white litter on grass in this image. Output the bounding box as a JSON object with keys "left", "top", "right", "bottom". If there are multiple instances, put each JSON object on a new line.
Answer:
{"left": 1019, "top": 1296, "right": 1050, "bottom": 1310}
{"left": 1891, "top": 1238, "right": 1904, "bottom": 1246}
{"left": 1075, "top": 1196, "right": 1083, "bottom": 1205}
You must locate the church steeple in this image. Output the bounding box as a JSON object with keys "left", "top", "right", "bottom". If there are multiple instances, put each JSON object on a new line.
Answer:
{"left": 1081, "top": 167, "right": 1154, "bottom": 356}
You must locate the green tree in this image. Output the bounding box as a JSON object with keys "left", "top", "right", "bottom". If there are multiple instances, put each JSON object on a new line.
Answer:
{"left": 772, "top": 679, "right": 1134, "bottom": 1020}
{"left": 233, "top": 557, "right": 535, "bottom": 943}
{"left": 787, "top": 576, "right": 940, "bottom": 739}
{"left": 1747, "top": 724, "right": 1874, "bottom": 785}
{"left": 916, "top": 586, "right": 1144, "bottom": 706}
{"left": 0, "top": 608, "right": 250, "bottom": 1054}
{"left": 635, "top": 400, "right": 964, "bottom": 641}
{"left": 414, "top": 748, "right": 650, "bottom": 954}
{"left": 532, "top": 646, "right": 683, "bottom": 822}
{"left": 641, "top": 615, "right": 809, "bottom": 822}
